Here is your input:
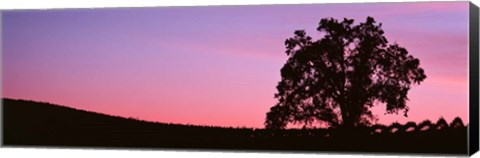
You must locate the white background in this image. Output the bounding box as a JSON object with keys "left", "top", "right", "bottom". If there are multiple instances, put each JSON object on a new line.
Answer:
{"left": 0, "top": 0, "right": 479, "bottom": 158}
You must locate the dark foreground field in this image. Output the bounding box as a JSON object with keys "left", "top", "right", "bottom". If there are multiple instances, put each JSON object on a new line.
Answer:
{"left": 2, "top": 98, "right": 467, "bottom": 155}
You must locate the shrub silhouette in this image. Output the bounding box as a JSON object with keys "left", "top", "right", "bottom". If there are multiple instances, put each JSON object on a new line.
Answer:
{"left": 265, "top": 16, "right": 427, "bottom": 129}
{"left": 367, "top": 118, "right": 466, "bottom": 135}
{"left": 435, "top": 117, "right": 449, "bottom": 130}
{"left": 450, "top": 117, "right": 465, "bottom": 128}
{"left": 370, "top": 124, "right": 387, "bottom": 134}
{"left": 402, "top": 121, "right": 417, "bottom": 133}
{"left": 387, "top": 122, "right": 402, "bottom": 134}
{"left": 417, "top": 120, "right": 435, "bottom": 131}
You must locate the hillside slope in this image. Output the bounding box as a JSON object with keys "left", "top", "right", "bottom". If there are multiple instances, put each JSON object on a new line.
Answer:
{"left": 3, "top": 98, "right": 255, "bottom": 149}
{"left": 2, "top": 98, "right": 468, "bottom": 155}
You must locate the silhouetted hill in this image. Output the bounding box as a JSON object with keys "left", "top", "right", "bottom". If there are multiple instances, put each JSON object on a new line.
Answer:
{"left": 3, "top": 98, "right": 256, "bottom": 149}
{"left": 2, "top": 98, "right": 468, "bottom": 155}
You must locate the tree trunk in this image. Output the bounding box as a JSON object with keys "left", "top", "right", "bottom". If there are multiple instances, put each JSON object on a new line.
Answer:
{"left": 339, "top": 102, "right": 354, "bottom": 129}
{"left": 341, "top": 112, "right": 353, "bottom": 127}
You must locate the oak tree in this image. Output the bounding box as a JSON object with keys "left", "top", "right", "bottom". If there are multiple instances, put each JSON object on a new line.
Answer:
{"left": 265, "top": 17, "right": 427, "bottom": 129}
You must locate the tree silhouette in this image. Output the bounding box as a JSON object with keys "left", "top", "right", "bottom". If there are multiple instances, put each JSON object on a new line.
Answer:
{"left": 265, "top": 17, "right": 427, "bottom": 129}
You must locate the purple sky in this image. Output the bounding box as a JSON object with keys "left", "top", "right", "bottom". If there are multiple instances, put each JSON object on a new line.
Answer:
{"left": 2, "top": 1, "right": 470, "bottom": 128}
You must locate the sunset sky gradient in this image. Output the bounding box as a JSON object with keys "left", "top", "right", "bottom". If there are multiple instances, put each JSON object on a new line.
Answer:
{"left": 2, "top": 1, "right": 470, "bottom": 128}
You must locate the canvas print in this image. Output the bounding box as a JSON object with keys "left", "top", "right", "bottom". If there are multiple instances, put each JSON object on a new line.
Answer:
{"left": 1, "top": 1, "right": 478, "bottom": 156}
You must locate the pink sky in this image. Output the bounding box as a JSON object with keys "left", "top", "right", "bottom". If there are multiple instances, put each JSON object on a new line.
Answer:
{"left": 2, "top": 1, "right": 470, "bottom": 128}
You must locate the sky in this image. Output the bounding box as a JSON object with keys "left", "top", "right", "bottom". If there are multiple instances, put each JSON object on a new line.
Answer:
{"left": 2, "top": 1, "right": 470, "bottom": 128}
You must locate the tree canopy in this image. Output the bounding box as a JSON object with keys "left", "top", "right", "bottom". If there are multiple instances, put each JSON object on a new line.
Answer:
{"left": 265, "top": 17, "right": 427, "bottom": 129}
